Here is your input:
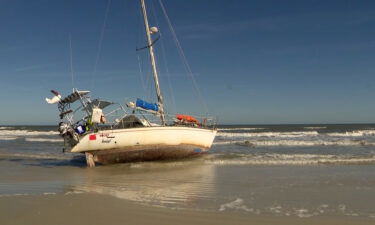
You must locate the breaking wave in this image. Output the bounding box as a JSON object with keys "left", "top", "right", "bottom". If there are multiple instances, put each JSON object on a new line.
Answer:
{"left": 25, "top": 138, "right": 62, "bottom": 143}
{"left": 0, "top": 130, "right": 58, "bottom": 136}
{"left": 206, "top": 154, "right": 375, "bottom": 165}
{"left": 0, "top": 126, "right": 13, "bottom": 130}
{"left": 218, "top": 129, "right": 375, "bottom": 138}
{"left": 0, "top": 136, "right": 18, "bottom": 141}
{"left": 218, "top": 131, "right": 319, "bottom": 138}
{"left": 214, "top": 128, "right": 375, "bottom": 148}
{"left": 218, "top": 128, "right": 265, "bottom": 131}
{"left": 0, "top": 128, "right": 58, "bottom": 141}
{"left": 235, "top": 139, "right": 373, "bottom": 147}
{"left": 326, "top": 130, "right": 375, "bottom": 137}
{"left": 303, "top": 126, "right": 327, "bottom": 130}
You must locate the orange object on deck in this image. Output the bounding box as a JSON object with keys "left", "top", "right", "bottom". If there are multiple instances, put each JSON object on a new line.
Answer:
{"left": 176, "top": 114, "right": 200, "bottom": 124}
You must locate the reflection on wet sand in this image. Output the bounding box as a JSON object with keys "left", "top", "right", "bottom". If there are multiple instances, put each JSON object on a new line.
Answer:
{"left": 72, "top": 162, "right": 217, "bottom": 207}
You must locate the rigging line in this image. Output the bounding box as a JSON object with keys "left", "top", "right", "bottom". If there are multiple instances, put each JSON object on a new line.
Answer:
{"left": 149, "top": 0, "right": 168, "bottom": 111}
{"left": 158, "top": 0, "right": 209, "bottom": 114}
{"left": 69, "top": 34, "right": 75, "bottom": 90}
{"left": 141, "top": 57, "right": 153, "bottom": 101}
{"left": 140, "top": 52, "right": 152, "bottom": 101}
{"left": 159, "top": 33, "right": 177, "bottom": 114}
{"left": 136, "top": 2, "right": 150, "bottom": 100}
{"left": 150, "top": 0, "right": 176, "bottom": 114}
{"left": 135, "top": 2, "right": 146, "bottom": 98}
{"left": 146, "top": 67, "right": 152, "bottom": 102}
{"left": 137, "top": 1, "right": 156, "bottom": 104}
{"left": 91, "top": 0, "right": 112, "bottom": 91}
{"left": 137, "top": 54, "right": 147, "bottom": 92}
{"left": 160, "top": 40, "right": 177, "bottom": 114}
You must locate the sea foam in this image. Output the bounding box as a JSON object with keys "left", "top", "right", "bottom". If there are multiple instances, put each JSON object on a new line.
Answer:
{"left": 236, "top": 139, "right": 372, "bottom": 147}
{"left": 217, "top": 131, "right": 319, "bottom": 138}
{"left": 0, "top": 129, "right": 58, "bottom": 141}
{"left": 25, "top": 138, "right": 62, "bottom": 143}
{"left": 206, "top": 154, "right": 375, "bottom": 166}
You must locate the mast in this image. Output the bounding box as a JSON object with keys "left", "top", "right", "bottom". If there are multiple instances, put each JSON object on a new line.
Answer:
{"left": 140, "top": 0, "right": 165, "bottom": 125}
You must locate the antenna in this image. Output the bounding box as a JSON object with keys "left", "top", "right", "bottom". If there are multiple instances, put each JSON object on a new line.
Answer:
{"left": 69, "top": 34, "right": 75, "bottom": 90}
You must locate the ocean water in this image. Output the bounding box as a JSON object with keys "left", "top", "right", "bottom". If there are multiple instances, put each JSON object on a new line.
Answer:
{"left": 1, "top": 124, "right": 375, "bottom": 220}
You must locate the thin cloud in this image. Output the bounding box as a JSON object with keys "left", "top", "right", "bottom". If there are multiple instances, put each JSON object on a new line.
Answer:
{"left": 14, "top": 63, "right": 56, "bottom": 72}
{"left": 179, "top": 9, "right": 375, "bottom": 39}
{"left": 0, "top": 44, "right": 32, "bottom": 53}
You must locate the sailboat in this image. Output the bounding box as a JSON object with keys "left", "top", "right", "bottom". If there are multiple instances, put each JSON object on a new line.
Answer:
{"left": 46, "top": 0, "right": 217, "bottom": 167}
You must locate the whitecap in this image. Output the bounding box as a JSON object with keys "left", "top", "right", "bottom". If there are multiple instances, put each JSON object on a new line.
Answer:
{"left": 206, "top": 154, "right": 375, "bottom": 166}
{"left": 25, "top": 138, "right": 62, "bottom": 143}
{"left": 326, "top": 130, "right": 375, "bottom": 137}
{"left": 218, "top": 128, "right": 265, "bottom": 131}
{"left": 0, "top": 129, "right": 58, "bottom": 142}
{"left": 217, "top": 131, "right": 319, "bottom": 139}
{"left": 0, "top": 129, "right": 58, "bottom": 136}
{"left": 0, "top": 127, "right": 13, "bottom": 130}
{"left": 0, "top": 136, "right": 18, "bottom": 141}
{"left": 304, "top": 126, "right": 327, "bottom": 130}
{"left": 237, "top": 139, "right": 374, "bottom": 147}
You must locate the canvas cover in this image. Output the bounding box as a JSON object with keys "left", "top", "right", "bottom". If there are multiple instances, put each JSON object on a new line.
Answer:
{"left": 60, "top": 91, "right": 90, "bottom": 104}
{"left": 136, "top": 99, "right": 159, "bottom": 112}
{"left": 84, "top": 99, "right": 113, "bottom": 112}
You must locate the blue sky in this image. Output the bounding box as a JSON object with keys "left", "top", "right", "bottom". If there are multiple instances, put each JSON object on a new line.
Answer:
{"left": 0, "top": 0, "right": 375, "bottom": 125}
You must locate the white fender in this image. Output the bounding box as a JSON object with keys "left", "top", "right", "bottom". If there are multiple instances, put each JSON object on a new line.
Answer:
{"left": 45, "top": 95, "right": 61, "bottom": 104}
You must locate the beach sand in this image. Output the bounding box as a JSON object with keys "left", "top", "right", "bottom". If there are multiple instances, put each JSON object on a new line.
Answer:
{"left": 1, "top": 157, "right": 375, "bottom": 225}
{"left": 1, "top": 193, "right": 374, "bottom": 225}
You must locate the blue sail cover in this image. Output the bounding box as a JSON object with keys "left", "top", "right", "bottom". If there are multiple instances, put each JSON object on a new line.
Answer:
{"left": 136, "top": 99, "right": 159, "bottom": 112}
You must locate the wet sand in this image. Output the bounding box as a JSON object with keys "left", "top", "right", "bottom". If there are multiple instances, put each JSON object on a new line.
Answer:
{"left": 2, "top": 124, "right": 375, "bottom": 224}
{"left": 1, "top": 156, "right": 375, "bottom": 224}
{"left": 1, "top": 193, "right": 374, "bottom": 225}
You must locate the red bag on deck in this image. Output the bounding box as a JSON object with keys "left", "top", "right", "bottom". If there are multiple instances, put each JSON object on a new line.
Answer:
{"left": 176, "top": 114, "right": 200, "bottom": 124}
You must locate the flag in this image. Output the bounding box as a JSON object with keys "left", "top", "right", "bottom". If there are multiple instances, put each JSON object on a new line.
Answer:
{"left": 89, "top": 134, "right": 96, "bottom": 140}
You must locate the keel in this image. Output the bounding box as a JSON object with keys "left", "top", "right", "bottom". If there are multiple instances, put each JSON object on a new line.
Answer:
{"left": 85, "top": 152, "right": 95, "bottom": 167}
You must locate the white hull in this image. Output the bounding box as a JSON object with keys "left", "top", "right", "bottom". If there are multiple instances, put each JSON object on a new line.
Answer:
{"left": 70, "top": 126, "right": 217, "bottom": 164}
